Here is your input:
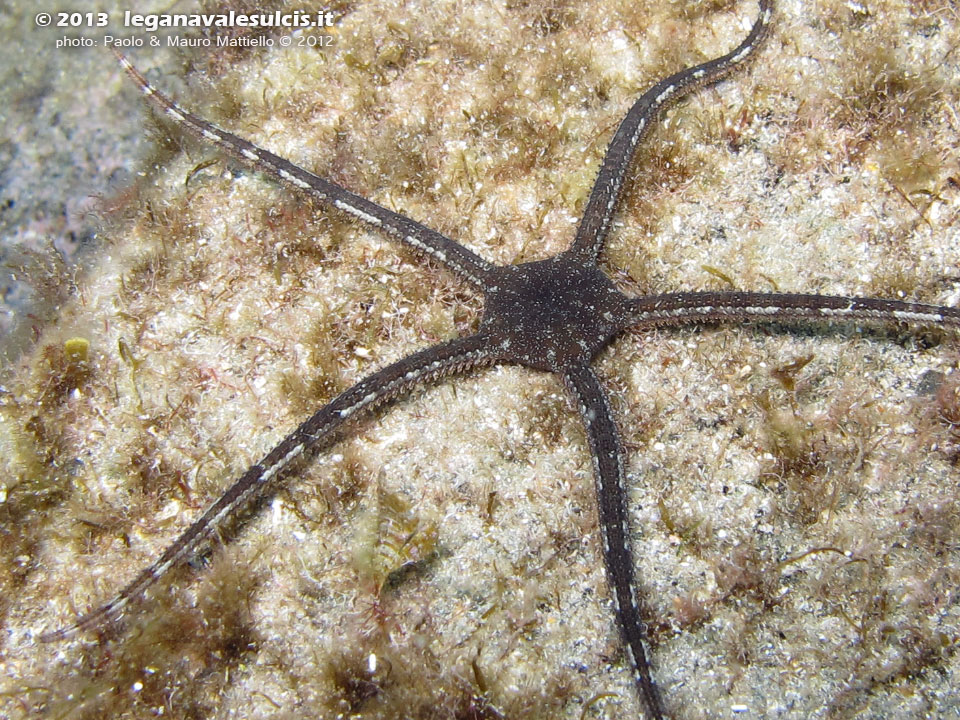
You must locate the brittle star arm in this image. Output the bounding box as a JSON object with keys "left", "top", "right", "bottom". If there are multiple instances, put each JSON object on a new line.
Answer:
{"left": 623, "top": 291, "right": 960, "bottom": 331}
{"left": 41, "top": 333, "right": 498, "bottom": 642}
{"left": 114, "top": 53, "right": 497, "bottom": 290}
{"left": 567, "top": 0, "right": 773, "bottom": 264}
{"left": 563, "top": 363, "right": 666, "bottom": 720}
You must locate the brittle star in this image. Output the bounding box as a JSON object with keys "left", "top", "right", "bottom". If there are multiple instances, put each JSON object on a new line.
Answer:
{"left": 39, "top": 0, "right": 960, "bottom": 716}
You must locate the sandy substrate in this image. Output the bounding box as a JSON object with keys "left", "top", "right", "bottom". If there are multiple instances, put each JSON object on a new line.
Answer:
{"left": 2, "top": 1, "right": 959, "bottom": 718}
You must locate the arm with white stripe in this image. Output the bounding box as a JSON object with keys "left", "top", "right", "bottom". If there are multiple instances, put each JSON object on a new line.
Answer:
{"left": 624, "top": 291, "right": 960, "bottom": 330}
{"left": 567, "top": 0, "right": 773, "bottom": 263}
{"left": 115, "top": 53, "right": 496, "bottom": 289}
{"left": 563, "top": 363, "right": 666, "bottom": 720}
{"left": 41, "top": 333, "right": 498, "bottom": 641}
